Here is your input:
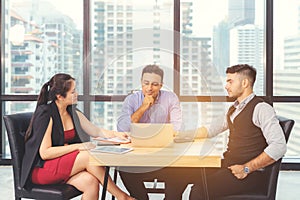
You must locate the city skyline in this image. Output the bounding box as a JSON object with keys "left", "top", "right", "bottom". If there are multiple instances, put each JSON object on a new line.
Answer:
{"left": 4, "top": 0, "right": 300, "bottom": 158}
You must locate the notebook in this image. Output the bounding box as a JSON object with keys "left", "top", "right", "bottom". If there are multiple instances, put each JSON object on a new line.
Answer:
{"left": 129, "top": 123, "right": 175, "bottom": 147}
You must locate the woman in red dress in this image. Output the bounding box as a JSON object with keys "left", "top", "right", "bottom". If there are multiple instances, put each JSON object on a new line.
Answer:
{"left": 21, "top": 73, "right": 134, "bottom": 200}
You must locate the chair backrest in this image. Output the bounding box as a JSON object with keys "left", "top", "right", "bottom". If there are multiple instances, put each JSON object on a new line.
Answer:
{"left": 277, "top": 116, "right": 294, "bottom": 143}
{"left": 3, "top": 112, "right": 33, "bottom": 192}
{"left": 265, "top": 116, "right": 294, "bottom": 199}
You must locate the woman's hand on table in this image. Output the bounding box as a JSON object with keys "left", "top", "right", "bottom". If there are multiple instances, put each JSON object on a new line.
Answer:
{"left": 103, "top": 129, "right": 130, "bottom": 140}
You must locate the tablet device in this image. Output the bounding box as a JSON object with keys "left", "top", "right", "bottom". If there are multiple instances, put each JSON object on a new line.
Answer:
{"left": 93, "top": 137, "right": 130, "bottom": 144}
{"left": 91, "top": 146, "right": 133, "bottom": 154}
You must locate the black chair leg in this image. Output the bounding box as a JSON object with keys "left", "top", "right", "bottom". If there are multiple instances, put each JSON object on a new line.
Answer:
{"left": 201, "top": 168, "right": 209, "bottom": 200}
{"left": 112, "top": 167, "right": 118, "bottom": 200}
{"left": 102, "top": 166, "right": 110, "bottom": 200}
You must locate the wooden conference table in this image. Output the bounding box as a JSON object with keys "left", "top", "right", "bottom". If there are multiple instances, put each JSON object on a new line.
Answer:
{"left": 89, "top": 139, "right": 222, "bottom": 200}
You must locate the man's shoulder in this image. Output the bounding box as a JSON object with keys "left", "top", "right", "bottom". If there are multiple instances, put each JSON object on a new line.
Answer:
{"left": 123, "top": 90, "right": 143, "bottom": 105}
{"left": 160, "top": 89, "right": 176, "bottom": 95}
{"left": 256, "top": 101, "right": 274, "bottom": 110}
{"left": 160, "top": 90, "right": 179, "bottom": 99}
{"left": 254, "top": 101, "right": 276, "bottom": 118}
{"left": 126, "top": 90, "right": 142, "bottom": 98}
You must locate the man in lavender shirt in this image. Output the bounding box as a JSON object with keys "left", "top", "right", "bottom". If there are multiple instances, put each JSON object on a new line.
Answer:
{"left": 117, "top": 65, "right": 182, "bottom": 132}
{"left": 117, "top": 64, "right": 182, "bottom": 200}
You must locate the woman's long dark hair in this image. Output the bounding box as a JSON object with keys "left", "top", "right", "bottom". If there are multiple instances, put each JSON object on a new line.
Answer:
{"left": 25, "top": 73, "right": 75, "bottom": 141}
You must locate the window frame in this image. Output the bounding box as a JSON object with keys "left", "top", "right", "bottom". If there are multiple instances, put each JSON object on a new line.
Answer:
{"left": 1, "top": 0, "right": 300, "bottom": 169}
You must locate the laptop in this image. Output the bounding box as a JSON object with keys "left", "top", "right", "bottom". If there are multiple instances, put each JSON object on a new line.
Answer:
{"left": 129, "top": 123, "right": 175, "bottom": 148}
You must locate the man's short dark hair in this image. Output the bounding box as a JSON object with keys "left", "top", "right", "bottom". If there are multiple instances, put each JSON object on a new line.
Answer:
{"left": 141, "top": 64, "right": 164, "bottom": 83}
{"left": 226, "top": 64, "right": 256, "bottom": 87}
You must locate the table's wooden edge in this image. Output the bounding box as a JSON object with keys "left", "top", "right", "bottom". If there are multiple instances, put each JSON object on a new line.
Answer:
{"left": 89, "top": 154, "right": 221, "bottom": 168}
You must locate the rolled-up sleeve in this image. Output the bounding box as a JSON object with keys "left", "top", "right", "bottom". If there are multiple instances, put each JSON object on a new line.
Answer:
{"left": 117, "top": 95, "right": 136, "bottom": 132}
{"left": 254, "top": 103, "right": 287, "bottom": 161}
{"left": 168, "top": 93, "right": 182, "bottom": 131}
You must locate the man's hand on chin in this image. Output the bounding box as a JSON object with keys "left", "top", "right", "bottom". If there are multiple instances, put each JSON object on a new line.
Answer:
{"left": 143, "top": 95, "right": 155, "bottom": 108}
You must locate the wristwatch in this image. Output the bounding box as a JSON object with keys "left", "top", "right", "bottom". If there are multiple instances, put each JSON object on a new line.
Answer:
{"left": 244, "top": 166, "right": 250, "bottom": 174}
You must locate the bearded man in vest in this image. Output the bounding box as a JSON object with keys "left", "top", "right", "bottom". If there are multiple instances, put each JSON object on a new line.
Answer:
{"left": 164, "top": 64, "right": 287, "bottom": 200}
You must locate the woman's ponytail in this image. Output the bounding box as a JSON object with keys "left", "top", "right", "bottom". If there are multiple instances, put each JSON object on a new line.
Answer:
{"left": 36, "top": 82, "right": 50, "bottom": 106}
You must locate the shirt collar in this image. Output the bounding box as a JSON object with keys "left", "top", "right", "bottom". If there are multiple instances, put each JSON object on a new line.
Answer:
{"left": 155, "top": 90, "right": 161, "bottom": 103}
{"left": 233, "top": 93, "right": 255, "bottom": 110}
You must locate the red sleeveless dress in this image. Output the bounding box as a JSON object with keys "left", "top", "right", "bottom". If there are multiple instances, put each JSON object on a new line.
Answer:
{"left": 31, "top": 129, "right": 79, "bottom": 184}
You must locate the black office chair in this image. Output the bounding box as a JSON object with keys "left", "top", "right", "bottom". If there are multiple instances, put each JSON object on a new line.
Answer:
{"left": 219, "top": 115, "right": 295, "bottom": 200}
{"left": 3, "top": 112, "right": 82, "bottom": 200}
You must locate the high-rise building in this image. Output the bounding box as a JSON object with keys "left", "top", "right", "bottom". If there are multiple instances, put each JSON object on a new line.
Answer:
{"left": 228, "top": 0, "right": 255, "bottom": 27}
{"left": 213, "top": 20, "right": 230, "bottom": 75}
{"left": 214, "top": 0, "right": 258, "bottom": 81}
{"left": 230, "top": 24, "right": 264, "bottom": 95}
{"left": 180, "top": 1, "right": 226, "bottom": 152}
{"left": 91, "top": 1, "right": 135, "bottom": 130}
{"left": 6, "top": 0, "right": 82, "bottom": 113}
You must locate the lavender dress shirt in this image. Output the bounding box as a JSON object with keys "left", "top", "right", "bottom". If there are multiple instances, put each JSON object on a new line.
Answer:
{"left": 117, "top": 90, "right": 182, "bottom": 132}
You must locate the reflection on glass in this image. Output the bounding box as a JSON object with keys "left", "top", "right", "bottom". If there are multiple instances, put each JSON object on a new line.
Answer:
{"left": 90, "top": 0, "right": 174, "bottom": 96}
{"left": 5, "top": 0, "right": 83, "bottom": 95}
{"left": 274, "top": 0, "right": 300, "bottom": 96}
{"left": 180, "top": 0, "right": 265, "bottom": 96}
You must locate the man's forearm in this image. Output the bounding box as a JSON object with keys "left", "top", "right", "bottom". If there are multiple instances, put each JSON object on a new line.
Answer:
{"left": 245, "top": 152, "right": 276, "bottom": 172}
{"left": 131, "top": 105, "right": 148, "bottom": 123}
{"left": 228, "top": 151, "right": 277, "bottom": 179}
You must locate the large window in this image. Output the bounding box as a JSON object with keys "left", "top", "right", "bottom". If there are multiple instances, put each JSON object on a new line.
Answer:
{"left": 90, "top": 0, "right": 174, "bottom": 96}
{"left": 1, "top": 0, "right": 300, "bottom": 168}
{"left": 89, "top": 0, "right": 174, "bottom": 130}
{"left": 4, "top": 0, "right": 84, "bottom": 97}
{"left": 274, "top": 0, "right": 300, "bottom": 164}
{"left": 1, "top": 0, "right": 84, "bottom": 161}
{"left": 180, "top": 0, "right": 264, "bottom": 96}
{"left": 179, "top": 0, "right": 265, "bottom": 134}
